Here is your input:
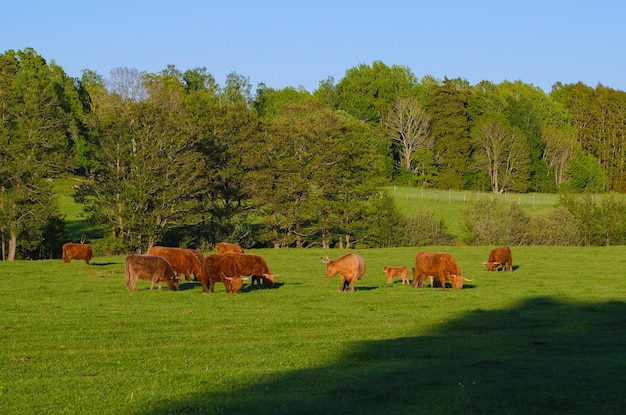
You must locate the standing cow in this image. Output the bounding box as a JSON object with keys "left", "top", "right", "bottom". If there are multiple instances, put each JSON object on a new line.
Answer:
{"left": 321, "top": 253, "right": 366, "bottom": 292}
{"left": 224, "top": 253, "right": 277, "bottom": 288}
{"left": 146, "top": 246, "right": 203, "bottom": 282}
{"left": 215, "top": 242, "right": 244, "bottom": 254}
{"left": 383, "top": 266, "right": 409, "bottom": 285}
{"left": 125, "top": 254, "right": 179, "bottom": 291}
{"left": 412, "top": 252, "right": 469, "bottom": 289}
{"left": 62, "top": 243, "right": 93, "bottom": 264}
{"left": 202, "top": 254, "right": 246, "bottom": 294}
{"left": 483, "top": 246, "right": 513, "bottom": 272}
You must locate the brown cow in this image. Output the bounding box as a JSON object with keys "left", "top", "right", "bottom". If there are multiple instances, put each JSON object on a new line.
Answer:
{"left": 62, "top": 243, "right": 93, "bottom": 264}
{"left": 383, "top": 266, "right": 409, "bottom": 285}
{"left": 215, "top": 242, "right": 244, "bottom": 254}
{"left": 224, "top": 253, "right": 277, "bottom": 288}
{"left": 321, "top": 253, "right": 366, "bottom": 292}
{"left": 146, "top": 246, "right": 203, "bottom": 282}
{"left": 187, "top": 248, "right": 204, "bottom": 265}
{"left": 412, "top": 252, "right": 470, "bottom": 289}
{"left": 202, "top": 254, "right": 246, "bottom": 293}
{"left": 483, "top": 246, "right": 513, "bottom": 272}
{"left": 125, "top": 254, "right": 179, "bottom": 291}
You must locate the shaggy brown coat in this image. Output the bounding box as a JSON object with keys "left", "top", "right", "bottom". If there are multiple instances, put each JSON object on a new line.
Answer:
{"left": 62, "top": 243, "right": 93, "bottom": 264}
{"left": 125, "top": 254, "right": 179, "bottom": 291}
{"left": 146, "top": 246, "right": 203, "bottom": 282}
{"left": 412, "top": 252, "right": 467, "bottom": 289}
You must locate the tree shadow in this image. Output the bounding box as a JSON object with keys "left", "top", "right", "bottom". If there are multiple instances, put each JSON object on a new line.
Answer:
{"left": 136, "top": 297, "right": 626, "bottom": 415}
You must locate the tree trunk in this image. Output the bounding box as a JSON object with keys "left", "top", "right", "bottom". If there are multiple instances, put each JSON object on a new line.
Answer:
{"left": 8, "top": 232, "right": 17, "bottom": 261}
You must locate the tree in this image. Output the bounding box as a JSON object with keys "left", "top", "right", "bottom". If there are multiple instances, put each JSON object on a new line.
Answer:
{"left": 385, "top": 97, "right": 432, "bottom": 172}
{"left": 334, "top": 61, "right": 418, "bottom": 125}
{"left": 0, "top": 48, "right": 79, "bottom": 260}
{"left": 471, "top": 113, "right": 531, "bottom": 193}
{"left": 246, "top": 100, "right": 336, "bottom": 248}
{"left": 77, "top": 68, "right": 206, "bottom": 252}
{"left": 542, "top": 126, "right": 578, "bottom": 188}
{"left": 428, "top": 77, "right": 471, "bottom": 189}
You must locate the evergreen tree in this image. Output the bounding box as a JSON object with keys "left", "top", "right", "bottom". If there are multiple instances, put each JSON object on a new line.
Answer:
{"left": 428, "top": 78, "right": 471, "bottom": 189}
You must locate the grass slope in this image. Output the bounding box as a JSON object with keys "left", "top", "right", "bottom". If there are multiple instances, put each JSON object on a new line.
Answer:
{"left": 2, "top": 246, "right": 626, "bottom": 414}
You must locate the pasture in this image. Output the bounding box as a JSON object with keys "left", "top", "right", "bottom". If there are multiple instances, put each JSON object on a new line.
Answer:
{"left": 2, "top": 246, "right": 626, "bottom": 414}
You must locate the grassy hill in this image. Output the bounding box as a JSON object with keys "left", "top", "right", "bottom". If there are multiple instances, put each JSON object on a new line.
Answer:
{"left": 53, "top": 177, "right": 98, "bottom": 242}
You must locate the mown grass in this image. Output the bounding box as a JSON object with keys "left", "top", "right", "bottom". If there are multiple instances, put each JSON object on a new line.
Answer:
{"left": 2, "top": 246, "right": 626, "bottom": 414}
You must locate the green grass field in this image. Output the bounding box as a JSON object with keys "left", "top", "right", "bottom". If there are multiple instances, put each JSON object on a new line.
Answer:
{"left": 2, "top": 246, "right": 626, "bottom": 414}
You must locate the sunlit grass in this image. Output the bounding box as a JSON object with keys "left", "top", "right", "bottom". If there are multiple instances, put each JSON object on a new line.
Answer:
{"left": 2, "top": 246, "right": 626, "bottom": 414}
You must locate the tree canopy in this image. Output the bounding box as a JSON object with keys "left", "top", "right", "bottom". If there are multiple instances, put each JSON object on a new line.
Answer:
{"left": 3, "top": 50, "right": 626, "bottom": 257}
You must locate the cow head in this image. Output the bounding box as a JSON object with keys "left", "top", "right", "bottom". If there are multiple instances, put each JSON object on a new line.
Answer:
{"left": 451, "top": 275, "right": 464, "bottom": 289}
{"left": 321, "top": 256, "right": 337, "bottom": 278}
{"left": 262, "top": 273, "right": 275, "bottom": 288}
{"left": 482, "top": 261, "right": 500, "bottom": 271}
{"left": 223, "top": 273, "right": 248, "bottom": 294}
{"left": 166, "top": 275, "right": 180, "bottom": 291}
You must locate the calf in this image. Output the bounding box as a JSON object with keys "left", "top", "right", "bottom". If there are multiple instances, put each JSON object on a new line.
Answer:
{"left": 412, "top": 252, "right": 469, "bottom": 289}
{"left": 62, "top": 243, "right": 93, "bottom": 264}
{"left": 383, "top": 266, "right": 409, "bottom": 285}
{"left": 321, "top": 253, "right": 366, "bottom": 292}
{"left": 483, "top": 246, "right": 513, "bottom": 272}
{"left": 125, "top": 254, "right": 179, "bottom": 291}
{"left": 202, "top": 254, "right": 246, "bottom": 294}
{"left": 147, "top": 246, "right": 203, "bottom": 282}
{"left": 224, "top": 253, "right": 277, "bottom": 288}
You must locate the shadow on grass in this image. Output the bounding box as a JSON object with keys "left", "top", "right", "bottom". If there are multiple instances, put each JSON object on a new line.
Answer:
{"left": 137, "top": 297, "right": 626, "bottom": 415}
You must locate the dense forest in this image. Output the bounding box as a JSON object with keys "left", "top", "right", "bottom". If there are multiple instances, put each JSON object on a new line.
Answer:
{"left": 2, "top": 48, "right": 626, "bottom": 259}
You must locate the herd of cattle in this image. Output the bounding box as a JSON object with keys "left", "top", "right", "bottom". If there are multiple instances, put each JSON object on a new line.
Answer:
{"left": 61, "top": 242, "right": 514, "bottom": 293}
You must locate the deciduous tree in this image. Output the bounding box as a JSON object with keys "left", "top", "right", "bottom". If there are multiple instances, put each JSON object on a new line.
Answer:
{"left": 385, "top": 97, "right": 432, "bottom": 172}
{"left": 0, "top": 48, "right": 78, "bottom": 260}
{"left": 471, "top": 113, "right": 531, "bottom": 193}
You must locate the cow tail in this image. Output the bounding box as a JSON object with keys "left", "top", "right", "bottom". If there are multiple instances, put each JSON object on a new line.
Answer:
{"left": 125, "top": 265, "right": 131, "bottom": 290}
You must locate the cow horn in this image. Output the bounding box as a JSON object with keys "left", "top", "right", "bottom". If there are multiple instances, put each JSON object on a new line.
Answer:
{"left": 320, "top": 255, "right": 331, "bottom": 264}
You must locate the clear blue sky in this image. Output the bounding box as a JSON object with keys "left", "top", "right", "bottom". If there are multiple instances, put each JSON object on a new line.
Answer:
{"left": 2, "top": 0, "right": 625, "bottom": 93}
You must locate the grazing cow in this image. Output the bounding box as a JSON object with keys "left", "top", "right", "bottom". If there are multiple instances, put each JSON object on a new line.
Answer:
{"left": 224, "top": 253, "right": 277, "bottom": 289}
{"left": 321, "top": 253, "right": 366, "bottom": 292}
{"left": 383, "top": 266, "right": 409, "bottom": 285}
{"left": 483, "top": 246, "right": 513, "bottom": 272}
{"left": 125, "top": 254, "right": 179, "bottom": 291}
{"left": 202, "top": 254, "right": 246, "bottom": 294}
{"left": 412, "top": 252, "right": 470, "bottom": 289}
{"left": 62, "top": 243, "right": 93, "bottom": 264}
{"left": 215, "top": 242, "right": 244, "bottom": 254}
{"left": 146, "top": 246, "right": 203, "bottom": 282}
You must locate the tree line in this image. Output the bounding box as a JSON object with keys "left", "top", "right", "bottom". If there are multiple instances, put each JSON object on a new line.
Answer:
{"left": 2, "top": 48, "right": 626, "bottom": 259}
